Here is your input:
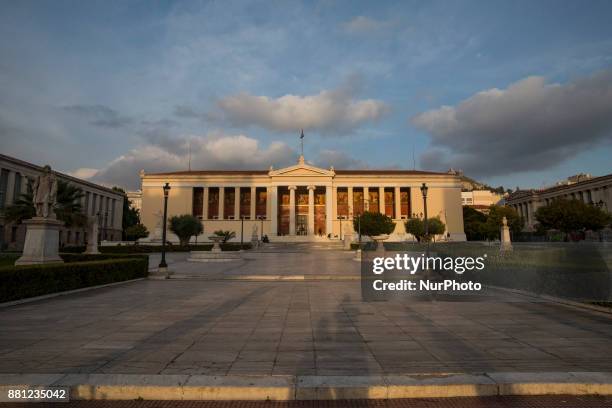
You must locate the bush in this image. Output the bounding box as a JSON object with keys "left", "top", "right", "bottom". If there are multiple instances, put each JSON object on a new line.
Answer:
{"left": 169, "top": 214, "right": 203, "bottom": 245}
{"left": 0, "top": 257, "right": 148, "bottom": 303}
{"left": 405, "top": 217, "right": 447, "bottom": 242}
{"left": 125, "top": 223, "right": 149, "bottom": 241}
{"left": 214, "top": 230, "right": 236, "bottom": 243}
{"left": 354, "top": 212, "right": 395, "bottom": 237}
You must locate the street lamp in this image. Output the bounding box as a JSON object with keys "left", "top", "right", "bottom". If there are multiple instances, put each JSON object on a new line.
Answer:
{"left": 338, "top": 215, "right": 347, "bottom": 240}
{"left": 257, "top": 215, "right": 265, "bottom": 242}
{"left": 420, "top": 183, "right": 429, "bottom": 241}
{"left": 240, "top": 215, "right": 245, "bottom": 247}
{"left": 159, "top": 182, "right": 171, "bottom": 270}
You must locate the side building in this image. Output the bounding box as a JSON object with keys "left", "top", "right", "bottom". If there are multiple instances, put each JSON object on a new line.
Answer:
{"left": 506, "top": 173, "right": 612, "bottom": 231}
{"left": 0, "top": 153, "right": 124, "bottom": 250}
{"left": 139, "top": 156, "right": 466, "bottom": 242}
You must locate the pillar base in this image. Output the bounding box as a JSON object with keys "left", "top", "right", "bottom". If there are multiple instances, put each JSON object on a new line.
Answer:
{"left": 15, "top": 218, "right": 64, "bottom": 265}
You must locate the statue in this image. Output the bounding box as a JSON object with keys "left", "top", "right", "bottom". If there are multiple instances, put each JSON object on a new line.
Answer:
{"left": 32, "top": 165, "right": 58, "bottom": 219}
{"left": 85, "top": 215, "right": 100, "bottom": 254}
{"left": 15, "top": 165, "right": 63, "bottom": 265}
{"left": 251, "top": 225, "right": 259, "bottom": 247}
{"left": 500, "top": 216, "right": 513, "bottom": 251}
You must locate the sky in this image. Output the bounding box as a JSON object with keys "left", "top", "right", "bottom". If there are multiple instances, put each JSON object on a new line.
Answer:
{"left": 1, "top": 0, "right": 612, "bottom": 191}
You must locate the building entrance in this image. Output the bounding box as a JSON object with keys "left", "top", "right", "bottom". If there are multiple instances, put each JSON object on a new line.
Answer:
{"left": 296, "top": 215, "right": 308, "bottom": 235}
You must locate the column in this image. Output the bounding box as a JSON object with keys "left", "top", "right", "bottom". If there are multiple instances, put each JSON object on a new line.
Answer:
{"left": 5, "top": 171, "right": 15, "bottom": 204}
{"left": 218, "top": 187, "right": 224, "bottom": 219}
{"left": 363, "top": 186, "right": 369, "bottom": 211}
{"left": 348, "top": 187, "right": 354, "bottom": 218}
{"left": 203, "top": 187, "right": 209, "bottom": 219}
{"left": 269, "top": 186, "right": 277, "bottom": 235}
{"left": 307, "top": 185, "right": 315, "bottom": 235}
{"left": 379, "top": 186, "right": 385, "bottom": 215}
{"left": 332, "top": 186, "right": 338, "bottom": 220}
{"left": 234, "top": 186, "right": 240, "bottom": 219}
{"left": 289, "top": 185, "right": 296, "bottom": 236}
{"left": 325, "top": 186, "right": 333, "bottom": 235}
{"left": 250, "top": 187, "right": 256, "bottom": 220}
{"left": 394, "top": 187, "right": 401, "bottom": 219}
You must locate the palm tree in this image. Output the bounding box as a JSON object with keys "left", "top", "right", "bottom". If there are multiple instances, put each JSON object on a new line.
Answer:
{"left": 4, "top": 179, "right": 86, "bottom": 227}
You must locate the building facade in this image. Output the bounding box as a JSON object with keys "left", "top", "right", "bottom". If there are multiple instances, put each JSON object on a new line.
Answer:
{"left": 506, "top": 173, "right": 612, "bottom": 231}
{"left": 140, "top": 157, "right": 466, "bottom": 242}
{"left": 461, "top": 190, "right": 503, "bottom": 212}
{"left": 0, "top": 153, "right": 124, "bottom": 250}
{"left": 126, "top": 190, "right": 142, "bottom": 212}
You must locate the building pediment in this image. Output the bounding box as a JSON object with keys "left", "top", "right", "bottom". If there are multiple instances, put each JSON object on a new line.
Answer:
{"left": 269, "top": 158, "right": 335, "bottom": 178}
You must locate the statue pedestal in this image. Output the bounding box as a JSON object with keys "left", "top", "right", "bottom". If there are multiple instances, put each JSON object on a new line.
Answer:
{"left": 15, "top": 218, "right": 64, "bottom": 265}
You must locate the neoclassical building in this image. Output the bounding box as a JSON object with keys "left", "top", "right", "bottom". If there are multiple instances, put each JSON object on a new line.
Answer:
{"left": 506, "top": 173, "right": 612, "bottom": 231}
{"left": 0, "top": 153, "right": 124, "bottom": 250}
{"left": 140, "top": 156, "right": 466, "bottom": 242}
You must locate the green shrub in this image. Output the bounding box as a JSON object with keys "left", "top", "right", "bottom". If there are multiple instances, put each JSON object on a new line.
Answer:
{"left": 169, "top": 214, "right": 203, "bottom": 245}
{"left": 60, "top": 246, "right": 86, "bottom": 253}
{"left": 0, "top": 257, "right": 149, "bottom": 303}
{"left": 353, "top": 212, "right": 395, "bottom": 237}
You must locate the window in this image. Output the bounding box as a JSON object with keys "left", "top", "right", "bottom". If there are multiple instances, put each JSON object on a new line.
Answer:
{"left": 13, "top": 173, "right": 22, "bottom": 202}
{"left": 255, "top": 188, "right": 267, "bottom": 218}
{"left": 336, "top": 188, "right": 348, "bottom": 217}
{"left": 192, "top": 187, "right": 204, "bottom": 218}
{"left": 0, "top": 169, "right": 9, "bottom": 209}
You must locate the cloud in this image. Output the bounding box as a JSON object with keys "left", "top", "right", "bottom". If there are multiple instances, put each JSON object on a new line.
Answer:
{"left": 213, "top": 80, "right": 389, "bottom": 134}
{"left": 68, "top": 167, "right": 99, "bottom": 179}
{"left": 91, "top": 133, "right": 296, "bottom": 190}
{"left": 312, "top": 149, "right": 368, "bottom": 169}
{"left": 342, "top": 16, "right": 393, "bottom": 35}
{"left": 63, "top": 104, "right": 132, "bottom": 128}
{"left": 412, "top": 70, "right": 612, "bottom": 176}
{"left": 173, "top": 105, "right": 202, "bottom": 119}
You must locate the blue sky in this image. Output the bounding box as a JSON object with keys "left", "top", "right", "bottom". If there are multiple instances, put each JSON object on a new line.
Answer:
{"left": 1, "top": 0, "right": 611, "bottom": 190}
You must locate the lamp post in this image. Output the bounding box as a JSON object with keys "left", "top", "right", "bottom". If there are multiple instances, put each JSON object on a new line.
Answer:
{"left": 420, "top": 183, "right": 429, "bottom": 241}
{"left": 338, "top": 215, "right": 347, "bottom": 240}
{"left": 159, "top": 182, "right": 171, "bottom": 270}
{"left": 257, "top": 215, "right": 265, "bottom": 241}
{"left": 240, "top": 216, "right": 244, "bottom": 248}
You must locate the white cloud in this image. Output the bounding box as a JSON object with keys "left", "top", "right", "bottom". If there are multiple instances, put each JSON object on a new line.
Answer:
{"left": 342, "top": 16, "right": 393, "bottom": 35}
{"left": 91, "top": 133, "right": 296, "bottom": 190}
{"left": 214, "top": 81, "right": 389, "bottom": 134}
{"left": 412, "top": 70, "right": 612, "bottom": 176}
{"left": 68, "top": 167, "right": 99, "bottom": 179}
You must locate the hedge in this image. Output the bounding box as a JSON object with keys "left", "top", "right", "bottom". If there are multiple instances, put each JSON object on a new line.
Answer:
{"left": 60, "top": 243, "right": 252, "bottom": 254}
{"left": 0, "top": 257, "right": 148, "bottom": 303}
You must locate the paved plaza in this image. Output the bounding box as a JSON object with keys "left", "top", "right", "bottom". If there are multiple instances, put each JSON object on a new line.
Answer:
{"left": 1, "top": 246, "right": 611, "bottom": 377}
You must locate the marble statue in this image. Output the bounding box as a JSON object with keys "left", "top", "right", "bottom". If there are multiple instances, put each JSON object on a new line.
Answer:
{"left": 85, "top": 215, "right": 100, "bottom": 254}
{"left": 500, "top": 216, "right": 513, "bottom": 251}
{"left": 15, "top": 165, "right": 63, "bottom": 265}
{"left": 32, "top": 165, "right": 58, "bottom": 219}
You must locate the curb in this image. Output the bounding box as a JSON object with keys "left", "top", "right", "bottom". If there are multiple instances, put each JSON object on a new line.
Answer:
{"left": 1, "top": 372, "right": 611, "bottom": 401}
{"left": 489, "top": 285, "right": 612, "bottom": 315}
{"left": 0, "top": 278, "right": 146, "bottom": 308}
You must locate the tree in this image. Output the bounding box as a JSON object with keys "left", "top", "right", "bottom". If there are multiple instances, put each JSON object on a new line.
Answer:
{"left": 112, "top": 186, "right": 140, "bottom": 239}
{"left": 428, "top": 217, "right": 446, "bottom": 240}
{"left": 214, "top": 230, "right": 236, "bottom": 243}
{"left": 125, "top": 224, "right": 149, "bottom": 241}
{"left": 405, "top": 216, "right": 446, "bottom": 242}
{"left": 482, "top": 205, "right": 523, "bottom": 240}
{"left": 354, "top": 211, "right": 395, "bottom": 237}
{"left": 4, "top": 179, "right": 86, "bottom": 227}
{"left": 535, "top": 199, "right": 611, "bottom": 234}
{"left": 463, "top": 206, "right": 487, "bottom": 241}
{"left": 54, "top": 180, "right": 86, "bottom": 227}
{"left": 169, "top": 214, "right": 203, "bottom": 245}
